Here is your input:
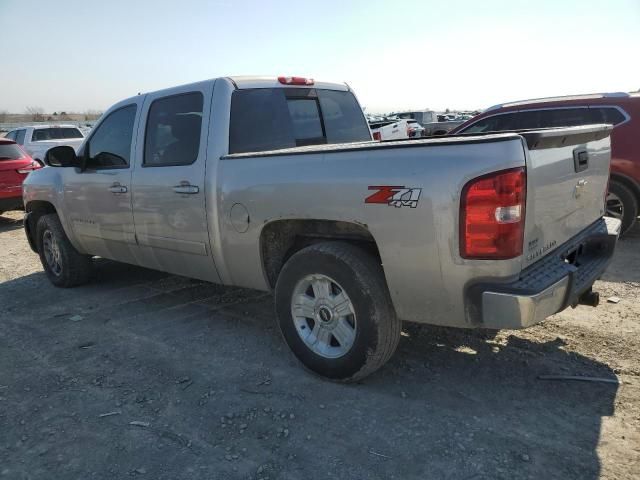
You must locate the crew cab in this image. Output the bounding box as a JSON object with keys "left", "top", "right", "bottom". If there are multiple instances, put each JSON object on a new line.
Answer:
{"left": 451, "top": 92, "right": 640, "bottom": 234}
{"left": 4, "top": 124, "right": 85, "bottom": 166}
{"left": 22, "top": 76, "right": 621, "bottom": 382}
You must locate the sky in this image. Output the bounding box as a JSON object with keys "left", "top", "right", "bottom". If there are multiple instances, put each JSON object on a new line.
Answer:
{"left": 0, "top": 0, "right": 639, "bottom": 114}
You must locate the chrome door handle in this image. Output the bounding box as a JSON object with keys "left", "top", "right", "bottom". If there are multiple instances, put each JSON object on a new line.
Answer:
{"left": 108, "top": 183, "right": 127, "bottom": 194}
{"left": 172, "top": 183, "right": 199, "bottom": 194}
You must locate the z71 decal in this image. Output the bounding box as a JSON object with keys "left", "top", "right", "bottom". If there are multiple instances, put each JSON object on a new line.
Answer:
{"left": 365, "top": 186, "right": 422, "bottom": 208}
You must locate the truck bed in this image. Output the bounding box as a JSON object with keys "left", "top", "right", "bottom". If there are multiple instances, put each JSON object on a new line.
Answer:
{"left": 223, "top": 125, "right": 611, "bottom": 159}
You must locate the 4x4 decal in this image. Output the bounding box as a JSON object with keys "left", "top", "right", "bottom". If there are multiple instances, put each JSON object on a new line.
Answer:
{"left": 365, "top": 186, "right": 422, "bottom": 208}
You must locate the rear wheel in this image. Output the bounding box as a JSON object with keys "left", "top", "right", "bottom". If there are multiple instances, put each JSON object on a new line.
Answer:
{"left": 275, "top": 242, "right": 401, "bottom": 382}
{"left": 606, "top": 181, "right": 638, "bottom": 235}
{"left": 36, "top": 214, "right": 92, "bottom": 287}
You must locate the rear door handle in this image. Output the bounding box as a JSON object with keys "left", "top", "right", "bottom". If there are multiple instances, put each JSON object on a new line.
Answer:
{"left": 172, "top": 182, "right": 199, "bottom": 195}
{"left": 108, "top": 183, "right": 127, "bottom": 194}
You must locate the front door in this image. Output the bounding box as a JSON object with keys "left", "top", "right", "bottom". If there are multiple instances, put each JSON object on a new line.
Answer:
{"left": 63, "top": 102, "right": 141, "bottom": 263}
{"left": 131, "top": 82, "right": 219, "bottom": 282}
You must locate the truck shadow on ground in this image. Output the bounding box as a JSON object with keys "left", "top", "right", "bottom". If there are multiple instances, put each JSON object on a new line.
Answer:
{"left": 0, "top": 257, "right": 619, "bottom": 480}
{"left": 0, "top": 214, "right": 24, "bottom": 232}
{"left": 601, "top": 221, "right": 640, "bottom": 284}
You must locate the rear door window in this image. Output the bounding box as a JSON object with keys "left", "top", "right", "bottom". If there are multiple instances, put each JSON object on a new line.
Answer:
{"left": 4, "top": 131, "right": 17, "bottom": 141}
{"left": 144, "top": 92, "right": 204, "bottom": 167}
{"left": 229, "top": 88, "right": 370, "bottom": 154}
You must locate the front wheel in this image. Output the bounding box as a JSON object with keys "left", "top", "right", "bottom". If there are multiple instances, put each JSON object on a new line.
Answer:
{"left": 275, "top": 242, "right": 401, "bottom": 382}
{"left": 36, "top": 213, "right": 92, "bottom": 287}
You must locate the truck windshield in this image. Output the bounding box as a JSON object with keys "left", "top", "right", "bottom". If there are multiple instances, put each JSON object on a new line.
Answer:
{"left": 0, "top": 143, "right": 25, "bottom": 160}
{"left": 31, "top": 128, "right": 83, "bottom": 141}
{"left": 229, "top": 88, "right": 370, "bottom": 154}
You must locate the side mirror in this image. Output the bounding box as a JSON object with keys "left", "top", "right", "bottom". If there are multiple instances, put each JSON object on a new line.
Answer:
{"left": 46, "top": 146, "right": 79, "bottom": 168}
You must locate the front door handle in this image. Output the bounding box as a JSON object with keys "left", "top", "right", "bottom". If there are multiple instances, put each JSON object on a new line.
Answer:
{"left": 108, "top": 183, "right": 128, "bottom": 194}
{"left": 173, "top": 182, "right": 199, "bottom": 195}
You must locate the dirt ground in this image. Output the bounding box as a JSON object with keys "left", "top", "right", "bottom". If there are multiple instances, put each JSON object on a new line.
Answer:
{"left": 0, "top": 210, "right": 638, "bottom": 480}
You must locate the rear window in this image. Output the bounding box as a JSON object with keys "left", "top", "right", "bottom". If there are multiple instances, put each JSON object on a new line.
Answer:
{"left": 0, "top": 143, "right": 25, "bottom": 160}
{"left": 31, "top": 128, "right": 83, "bottom": 141}
{"left": 286, "top": 98, "right": 324, "bottom": 145}
{"left": 462, "top": 112, "right": 521, "bottom": 133}
{"left": 463, "top": 106, "right": 627, "bottom": 134}
{"left": 594, "top": 107, "right": 626, "bottom": 125}
{"left": 229, "top": 88, "right": 370, "bottom": 154}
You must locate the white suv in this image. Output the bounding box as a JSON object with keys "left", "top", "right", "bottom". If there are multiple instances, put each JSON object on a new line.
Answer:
{"left": 4, "top": 125, "right": 85, "bottom": 165}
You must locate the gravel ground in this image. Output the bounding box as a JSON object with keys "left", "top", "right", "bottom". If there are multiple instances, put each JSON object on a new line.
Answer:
{"left": 0, "top": 210, "right": 638, "bottom": 480}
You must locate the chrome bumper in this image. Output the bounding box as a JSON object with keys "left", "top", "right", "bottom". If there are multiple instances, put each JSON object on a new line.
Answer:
{"left": 475, "top": 217, "right": 621, "bottom": 330}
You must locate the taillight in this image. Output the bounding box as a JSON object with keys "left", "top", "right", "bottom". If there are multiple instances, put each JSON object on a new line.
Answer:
{"left": 460, "top": 167, "right": 526, "bottom": 259}
{"left": 372, "top": 131, "right": 381, "bottom": 141}
{"left": 16, "top": 161, "right": 41, "bottom": 174}
{"left": 278, "top": 76, "right": 314, "bottom": 86}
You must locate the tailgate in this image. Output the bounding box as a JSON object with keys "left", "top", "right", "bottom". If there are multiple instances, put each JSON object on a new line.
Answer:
{"left": 521, "top": 125, "right": 612, "bottom": 268}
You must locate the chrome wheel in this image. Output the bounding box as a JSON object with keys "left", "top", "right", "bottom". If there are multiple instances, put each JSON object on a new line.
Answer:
{"left": 605, "top": 191, "right": 624, "bottom": 220}
{"left": 42, "top": 230, "right": 62, "bottom": 276}
{"left": 291, "top": 274, "right": 357, "bottom": 359}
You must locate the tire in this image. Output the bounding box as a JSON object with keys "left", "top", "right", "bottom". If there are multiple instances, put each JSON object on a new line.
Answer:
{"left": 275, "top": 242, "right": 401, "bottom": 382}
{"left": 606, "top": 181, "right": 638, "bottom": 235}
{"left": 36, "top": 213, "right": 92, "bottom": 287}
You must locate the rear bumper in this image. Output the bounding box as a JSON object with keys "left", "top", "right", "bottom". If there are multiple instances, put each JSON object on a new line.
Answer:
{"left": 469, "top": 217, "right": 621, "bottom": 329}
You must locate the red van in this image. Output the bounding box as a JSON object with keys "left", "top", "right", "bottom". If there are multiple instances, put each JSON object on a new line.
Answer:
{"left": 451, "top": 92, "right": 640, "bottom": 234}
{"left": 0, "top": 138, "right": 41, "bottom": 215}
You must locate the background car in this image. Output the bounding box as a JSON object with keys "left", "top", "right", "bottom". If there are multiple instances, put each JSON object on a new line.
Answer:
{"left": 393, "top": 110, "right": 463, "bottom": 136}
{"left": 369, "top": 118, "right": 413, "bottom": 140}
{"left": 4, "top": 124, "right": 84, "bottom": 166}
{"left": 0, "top": 139, "right": 41, "bottom": 215}
{"left": 450, "top": 92, "right": 640, "bottom": 234}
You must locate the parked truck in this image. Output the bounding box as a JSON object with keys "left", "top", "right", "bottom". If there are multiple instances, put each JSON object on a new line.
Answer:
{"left": 4, "top": 125, "right": 85, "bottom": 166}
{"left": 23, "top": 76, "right": 620, "bottom": 382}
{"left": 392, "top": 110, "right": 463, "bottom": 135}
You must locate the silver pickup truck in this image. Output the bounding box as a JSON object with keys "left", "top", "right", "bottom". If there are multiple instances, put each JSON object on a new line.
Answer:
{"left": 22, "top": 76, "right": 621, "bottom": 382}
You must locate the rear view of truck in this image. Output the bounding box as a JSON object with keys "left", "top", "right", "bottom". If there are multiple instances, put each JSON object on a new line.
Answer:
{"left": 460, "top": 125, "right": 620, "bottom": 329}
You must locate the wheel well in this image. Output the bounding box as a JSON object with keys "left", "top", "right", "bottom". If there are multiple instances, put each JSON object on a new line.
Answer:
{"left": 25, "top": 201, "right": 57, "bottom": 247}
{"left": 260, "top": 219, "right": 380, "bottom": 289}
{"left": 610, "top": 173, "right": 640, "bottom": 203}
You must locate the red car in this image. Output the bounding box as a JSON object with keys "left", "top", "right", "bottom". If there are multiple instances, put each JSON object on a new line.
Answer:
{"left": 0, "top": 138, "right": 41, "bottom": 216}
{"left": 450, "top": 92, "right": 640, "bottom": 234}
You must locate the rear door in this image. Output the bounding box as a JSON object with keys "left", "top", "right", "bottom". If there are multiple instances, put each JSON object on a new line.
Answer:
{"left": 131, "top": 81, "right": 220, "bottom": 282}
{"left": 522, "top": 126, "right": 611, "bottom": 268}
